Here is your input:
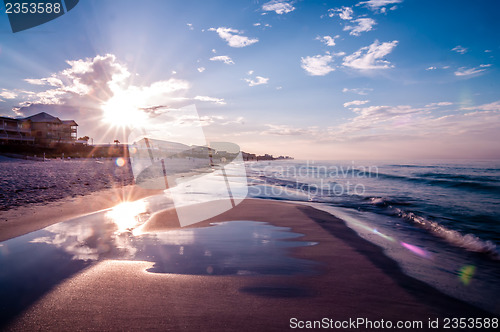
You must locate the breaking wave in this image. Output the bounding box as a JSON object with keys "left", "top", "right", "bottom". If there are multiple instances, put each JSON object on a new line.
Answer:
{"left": 395, "top": 208, "right": 499, "bottom": 259}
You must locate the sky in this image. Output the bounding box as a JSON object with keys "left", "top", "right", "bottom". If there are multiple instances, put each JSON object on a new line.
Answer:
{"left": 0, "top": 0, "right": 499, "bottom": 160}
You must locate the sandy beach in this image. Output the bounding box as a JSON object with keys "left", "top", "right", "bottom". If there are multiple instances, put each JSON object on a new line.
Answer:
{"left": 0, "top": 157, "right": 134, "bottom": 211}
{"left": 2, "top": 198, "right": 493, "bottom": 331}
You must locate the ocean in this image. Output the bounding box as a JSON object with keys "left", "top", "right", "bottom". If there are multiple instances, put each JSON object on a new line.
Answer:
{"left": 1, "top": 158, "right": 499, "bottom": 316}
{"left": 245, "top": 159, "right": 500, "bottom": 313}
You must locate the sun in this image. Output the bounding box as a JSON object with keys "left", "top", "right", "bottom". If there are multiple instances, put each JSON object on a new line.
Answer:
{"left": 101, "top": 90, "right": 149, "bottom": 128}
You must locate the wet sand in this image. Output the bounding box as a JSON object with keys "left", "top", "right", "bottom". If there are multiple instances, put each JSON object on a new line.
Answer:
{"left": 0, "top": 185, "right": 162, "bottom": 242}
{"left": 5, "top": 199, "right": 491, "bottom": 331}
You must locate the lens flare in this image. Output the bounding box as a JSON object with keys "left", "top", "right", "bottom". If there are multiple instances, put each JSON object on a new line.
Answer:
{"left": 400, "top": 241, "right": 431, "bottom": 259}
{"left": 116, "top": 157, "right": 126, "bottom": 167}
{"left": 458, "top": 265, "right": 476, "bottom": 285}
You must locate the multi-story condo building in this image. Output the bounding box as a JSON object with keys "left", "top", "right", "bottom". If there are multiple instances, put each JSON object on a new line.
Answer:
{"left": 0, "top": 112, "right": 77, "bottom": 146}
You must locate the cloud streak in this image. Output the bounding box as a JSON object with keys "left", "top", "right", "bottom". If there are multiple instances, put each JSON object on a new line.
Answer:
{"left": 358, "top": 0, "right": 403, "bottom": 10}
{"left": 262, "top": 0, "right": 295, "bottom": 15}
{"left": 342, "top": 88, "right": 373, "bottom": 95}
{"left": 454, "top": 66, "right": 488, "bottom": 77}
{"left": 452, "top": 45, "right": 468, "bottom": 54}
{"left": 244, "top": 76, "right": 269, "bottom": 87}
{"left": 343, "top": 40, "right": 398, "bottom": 70}
{"left": 194, "top": 95, "right": 226, "bottom": 105}
{"left": 344, "top": 100, "right": 370, "bottom": 107}
{"left": 209, "top": 27, "right": 258, "bottom": 48}
{"left": 209, "top": 55, "right": 235, "bottom": 65}
{"left": 344, "top": 18, "right": 376, "bottom": 36}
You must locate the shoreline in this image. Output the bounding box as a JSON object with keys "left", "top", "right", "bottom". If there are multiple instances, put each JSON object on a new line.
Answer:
{"left": 3, "top": 199, "right": 494, "bottom": 330}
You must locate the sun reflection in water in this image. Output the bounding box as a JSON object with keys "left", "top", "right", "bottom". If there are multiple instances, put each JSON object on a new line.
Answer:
{"left": 106, "top": 200, "right": 148, "bottom": 233}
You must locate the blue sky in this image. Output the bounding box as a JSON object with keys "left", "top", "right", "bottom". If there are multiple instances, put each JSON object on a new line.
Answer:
{"left": 1, "top": 0, "right": 499, "bottom": 159}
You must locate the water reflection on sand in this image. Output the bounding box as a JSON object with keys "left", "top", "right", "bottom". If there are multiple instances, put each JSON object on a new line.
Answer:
{"left": 0, "top": 196, "right": 318, "bottom": 326}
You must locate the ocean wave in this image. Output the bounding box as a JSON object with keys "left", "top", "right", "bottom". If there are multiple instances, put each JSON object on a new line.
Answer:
{"left": 395, "top": 208, "right": 499, "bottom": 259}
{"left": 366, "top": 196, "right": 413, "bottom": 207}
{"left": 388, "top": 164, "right": 441, "bottom": 168}
{"left": 415, "top": 172, "right": 500, "bottom": 183}
{"left": 376, "top": 172, "right": 500, "bottom": 194}
{"left": 428, "top": 179, "right": 500, "bottom": 193}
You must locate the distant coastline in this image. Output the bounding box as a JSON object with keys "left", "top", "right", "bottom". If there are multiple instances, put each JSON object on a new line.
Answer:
{"left": 0, "top": 143, "right": 293, "bottom": 161}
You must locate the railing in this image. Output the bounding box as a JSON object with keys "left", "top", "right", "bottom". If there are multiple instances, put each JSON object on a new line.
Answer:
{"left": 0, "top": 134, "right": 35, "bottom": 142}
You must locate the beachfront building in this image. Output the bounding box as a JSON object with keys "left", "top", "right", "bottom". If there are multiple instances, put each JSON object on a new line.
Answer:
{"left": 0, "top": 116, "right": 34, "bottom": 145}
{"left": 0, "top": 112, "right": 77, "bottom": 146}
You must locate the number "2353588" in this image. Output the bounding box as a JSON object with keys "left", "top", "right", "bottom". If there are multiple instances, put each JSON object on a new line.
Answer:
{"left": 5, "top": 2, "right": 62, "bottom": 14}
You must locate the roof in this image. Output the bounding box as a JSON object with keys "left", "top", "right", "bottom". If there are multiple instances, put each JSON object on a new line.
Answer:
{"left": 61, "top": 120, "right": 78, "bottom": 126}
{"left": 0, "top": 116, "right": 21, "bottom": 122}
{"left": 24, "top": 112, "right": 61, "bottom": 123}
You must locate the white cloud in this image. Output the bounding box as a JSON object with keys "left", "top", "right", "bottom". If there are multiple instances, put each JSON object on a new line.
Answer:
{"left": 358, "top": 0, "right": 403, "bottom": 10}
{"left": 253, "top": 23, "right": 261, "bottom": 26}
{"left": 262, "top": 0, "right": 295, "bottom": 15}
{"left": 301, "top": 54, "right": 335, "bottom": 76}
{"left": 485, "top": 50, "right": 492, "bottom": 53}
{"left": 255, "top": 101, "right": 500, "bottom": 159}
{"left": 327, "top": 103, "right": 500, "bottom": 151}
{"left": 264, "top": 124, "right": 310, "bottom": 136}
{"left": 343, "top": 40, "right": 398, "bottom": 70}
{"left": 186, "top": 23, "right": 194, "bottom": 30}
{"left": 194, "top": 95, "right": 226, "bottom": 105}
{"left": 24, "top": 76, "right": 63, "bottom": 87}
{"left": 13, "top": 54, "right": 193, "bottom": 144}
{"left": 451, "top": 45, "right": 468, "bottom": 54}
{"left": 328, "top": 6, "right": 353, "bottom": 20}
{"left": 197, "top": 67, "right": 206, "bottom": 73}
{"left": 247, "top": 70, "right": 254, "bottom": 75}
{"left": 454, "top": 66, "right": 487, "bottom": 77}
{"left": 211, "top": 49, "right": 217, "bottom": 53}
{"left": 19, "top": 54, "right": 132, "bottom": 107}
{"left": 0, "top": 89, "right": 17, "bottom": 99}
{"left": 342, "top": 88, "right": 373, "bottom": 95}
{"left": 244, "top": 76, "right": 269, "bottom": 87}
{"left": 344, "top": 100, "right": 370, "bottom": 107}
{"left": 425, "top": 102, "right": 453, "bottom": 107}
{"left": 316, "top": 35, "right": 339, "bottom": 46}
{"left": 427, "top": 65, "right": 450, "bottom": 71}
{"left": 209, "top": 55, "right": 235, "bottom": 65}
{"left": 462, "top": 101, "right": 500, "bottom": 112}
{"left": 24, "top": 78, "right": 46, "bottom": 85}
{"left": 480, "top": 64, "right": 492, "bottom": 68}
{"left": 352, "top": 104, "right": 420, "bottom": 118}
{"left": 343, "top": 18, "right": 376, "bottom": 36}
{"left": 209, "top": 27, "right": 258, "bottom": 48}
